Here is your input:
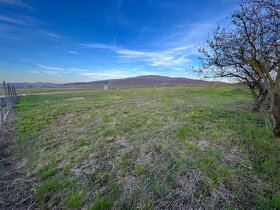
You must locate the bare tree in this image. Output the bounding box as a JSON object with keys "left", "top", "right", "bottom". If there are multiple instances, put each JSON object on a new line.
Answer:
{"left": 198, "top": 0, "right": 280, "bottom": 138}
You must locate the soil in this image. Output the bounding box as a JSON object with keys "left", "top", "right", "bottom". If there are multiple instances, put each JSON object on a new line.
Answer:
{"left": 0, "top": 112, "right": 36, "bottom": 209}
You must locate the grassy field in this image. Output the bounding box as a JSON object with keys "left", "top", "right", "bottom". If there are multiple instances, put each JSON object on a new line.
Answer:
{"left": 0, "top": 86, "right": 101, "bottom": 95}
{"left": 10, "top": 85, "right": 280, "bottom": 209}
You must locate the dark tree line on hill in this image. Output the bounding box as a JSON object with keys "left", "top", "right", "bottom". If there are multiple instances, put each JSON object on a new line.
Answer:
{"left": 198, "top": 0, "right": 280, "bottom": 138}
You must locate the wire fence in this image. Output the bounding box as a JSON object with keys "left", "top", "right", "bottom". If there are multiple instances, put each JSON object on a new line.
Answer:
{"left": 0, "top": 81, "right": 17, "bottom": 126}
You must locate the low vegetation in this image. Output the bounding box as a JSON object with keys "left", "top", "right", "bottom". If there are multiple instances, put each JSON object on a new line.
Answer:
{"left": 0, "top": 86, "right": 100, "bottom": 96}
{"left": 9, "top": 85, "right": 280, "bottom": 209}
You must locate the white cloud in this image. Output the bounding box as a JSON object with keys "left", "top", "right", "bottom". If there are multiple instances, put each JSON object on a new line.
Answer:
{"left": 115, "top": 49, "right": 155, "bottom": 57}
{"left": 80, "top": 42, "right": 194, "bottom": 68}
{"left": 79, "top": 43, "right": 116, "bottom": 50}
{"left": 35, "top": 64, "right": 91, "bottom": 75}
{"left": 0, "top": 15, "right": 38, "bottom": 25}
{"left": 37, "top": 63, "right": 64, "bottom": 71}
{"left": 36, "top": 63, "right": 68, "bottom": 75}
{"left": 81, "top": 70, "right": 130, "bottom": 80}
{"left": 70, "top": 68, "right": 88, "bottom": 72}
{"left": 117, "top": 46, "right": 193, "bottom": 67}
{"left": 67, "top": 51, "right": 78, "bottom": 55}
{"left": 80, "top": 67, "right": 154, "bottom": 81}
{"left": 79, "top": 67, "right": 194, "bottom": 81}
{"left": 38, "top": 30, "right": 67, "bottom": 39}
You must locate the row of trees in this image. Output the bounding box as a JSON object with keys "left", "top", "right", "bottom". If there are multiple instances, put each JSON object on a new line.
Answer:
{"left": 198, "top": 0, "right": 280, "bottom": 138}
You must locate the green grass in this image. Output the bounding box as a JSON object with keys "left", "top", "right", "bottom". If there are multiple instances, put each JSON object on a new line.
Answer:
{"left": 12, "top": 84, "right": 280, "bottom": 209}
{"left": 35, "top": 177, "right": 74, "bottom": 203}
{"left": 65, "top": 190, "right": 84, "bottom": 208}
{"left": 0, "top": 86, "right": 101, "bottom": 95}
{"left": 89, "top": 195, "right": 111, "bottom": 210}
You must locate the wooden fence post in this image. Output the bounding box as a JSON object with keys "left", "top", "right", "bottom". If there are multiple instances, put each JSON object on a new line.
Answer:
{"left": 11, "top": 85, "right": 15, "bottom": 104}
{"left": 14, "top": 86, "right": 17, "bottom": 99}
{"left": 7, "top": 84, "right": 11, "bottom": 109}
{"left": 12, "top": 86, "right": 17, "bottom": 102}
{"left": 8, "top": 84, "right": 14, "bottom": 107}
{"left": 1, "top": 82, "right": 17, "bottom": 126}
{"left": 3, "top": 81, "right": 8, "bottom": 109}
{"left": 0, "top": 98, "right": 3, "bottom": 125}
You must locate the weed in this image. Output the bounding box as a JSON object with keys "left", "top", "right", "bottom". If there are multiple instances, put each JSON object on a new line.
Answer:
{"left": 133, "top": 163, "right": 147, "bottom": 176}
{"left": 36, "top": 160, "right": 58, "bottom": 180}
{"left": 35, "top": 177, "right": 74, "bottom": 202}
{"left": 89, "top": 195, "right": 111, "bottom": 210}
{"left": 65, "top": 191, "right": 84, "bottom": 208}
{"left": 272, "top": 191, "right": 280, "bottom": 209}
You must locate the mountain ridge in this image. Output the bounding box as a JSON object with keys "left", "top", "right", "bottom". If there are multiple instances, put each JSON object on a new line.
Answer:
{"left": 64, "top": 75, "right": 210, "bottom": 87}
{"left": 5, "top": 75, "right": 211, "bottom": 87}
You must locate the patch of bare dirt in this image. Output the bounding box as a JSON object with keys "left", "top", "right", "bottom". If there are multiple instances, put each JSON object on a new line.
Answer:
{"left": 53, "top": 113, "right": 75, "bottom": 126}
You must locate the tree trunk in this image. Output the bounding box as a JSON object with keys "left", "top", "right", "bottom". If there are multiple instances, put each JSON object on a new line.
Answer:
{"left": 272, "top": 73, "right": 280, "bottom": 138}
{"left": 252, "top": 91, "right": 268, "bottom": 112}
{"left": 272, "top": 93, "right": 280, "bottom": 138}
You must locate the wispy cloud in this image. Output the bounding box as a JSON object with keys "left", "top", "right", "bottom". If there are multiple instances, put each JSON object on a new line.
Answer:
{"left": 80, "top": 67, "right": 191, "bottom": 81}
{"left": 0, "top": 0, "right": 33, "bottom": 9}
{"left": 67, "top": 51, "right": 78, "bottom": 55}
{"left": 38, "top": 30, "right": 68, "bottom": 39}
{"left": 36, "top": 64, "right": 90, "bottom": 75}
{"left": 28, "top": 70, "right": 39, "bottom": 74}
{"left": 37, "top": 63, "right": 65, "bottom": 71}
{"left": 79, "top": 43, "right": 116, "bottom": 50}
{"left": 116, "top": 47, "right": 193, "bottom": 66}
{"left": 0, "top": 15, "right": 38, "bottom": 25}
{"left": 80, "top": 43, "right": 194, "bottom": 67}
{"left": 70, "top": 68, "right": 88, "bottom": 72}
{"left": 0, "top": 15, "right": 25, "bottom": 24}
{"left": 157, "top": 18, "right": 228, "bottom": 51}
{"left": 36, "top": 63, "right": 68, "bottom": 75}
{"left": 41, "top": 70, "right": 61, "bottom": 75}
{"left": 80, "top": 68, "right": 149, "bottom": 80}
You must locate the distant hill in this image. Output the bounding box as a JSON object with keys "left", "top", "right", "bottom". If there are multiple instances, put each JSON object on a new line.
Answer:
{"left": 64, "top": 75, "right": 210, "bottom": 87}
{"left": 5, "top": 75, "right": 210, "bottom": 88}
{"left": 0, "top": 82, "right": 62, "bottom": 88}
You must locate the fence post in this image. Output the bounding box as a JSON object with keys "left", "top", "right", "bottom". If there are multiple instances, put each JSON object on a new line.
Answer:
{"left": 3, "top": 81, "right": 8, "bottom": 109}
{"left": 11, "top": 85, "right": 15, "bottom": 104}
{"left": 8, "top": 84, "right": 13, "bottom": 107}
{"left": 0, "top": 98, "right": 3, "bottom": 125}
{"left": 1, "top": 82, "right": 17, "bottom": 126}
{"left": 7, "top": 84, "right": 11, "bottom": 109}
{"left": 12, "top": 86, "right": 17, "bottom": 102}
{"left": 14, "top": 86, "right": 17, "bottom": 99}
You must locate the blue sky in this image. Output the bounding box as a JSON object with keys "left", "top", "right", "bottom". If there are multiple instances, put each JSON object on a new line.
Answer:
{"left": 0, "top": 0, "right": 236, "bottom": 83}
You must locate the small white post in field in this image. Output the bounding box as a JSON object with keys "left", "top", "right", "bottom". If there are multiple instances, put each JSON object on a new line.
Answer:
{"left": 104, "top": 85, "right": 108, "bottom": 91}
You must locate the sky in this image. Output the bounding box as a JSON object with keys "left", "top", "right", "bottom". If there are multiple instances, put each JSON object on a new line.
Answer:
{"left": 0, "top": 0, "right": 236, "bottom": 83}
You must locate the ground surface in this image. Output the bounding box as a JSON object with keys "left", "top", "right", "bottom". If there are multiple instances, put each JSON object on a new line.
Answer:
{"left": 0, "top": 86, "right": 100, "bottom": 96}
{"left": 0, "top": 113, "right": 35, "bottom": 209}
{"left": 1, "top": 85, "right": 280, "bottom": 209}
